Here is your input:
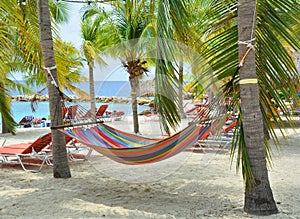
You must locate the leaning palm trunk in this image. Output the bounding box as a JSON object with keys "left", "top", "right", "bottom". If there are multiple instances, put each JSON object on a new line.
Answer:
{"left": 238, "top": 0, "right": 277, "bottom": 215}
{"left": 296, "top": 50, "right": 300, "bottom": 76}
{"left": 130, "top": 77, "right": 139, "bottom": 134}
{"left": 38, "top": 0, "right": 71, "bottom": 178}
{"left": 178, "top": 60, "right": 185, "bottom": 118}
{"left": 1, "top": 115, "right": 9, "bottom": 134}
{"left": 88, "top": 61, "right": 97, "bottom": 121}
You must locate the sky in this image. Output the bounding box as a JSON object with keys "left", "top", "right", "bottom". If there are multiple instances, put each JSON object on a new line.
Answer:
{"left": 59, "top": 4, "right": 82, "bottom": 49}
{"left": 58, "top": 3, "right": 130, "bottom": 81}
{"left": 11, "top": 2, "right": 153, "bottom": 82}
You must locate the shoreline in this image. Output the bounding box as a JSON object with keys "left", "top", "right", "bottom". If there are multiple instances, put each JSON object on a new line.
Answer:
{"left": 10, "top": 95, "right": 155, "bottom": 105}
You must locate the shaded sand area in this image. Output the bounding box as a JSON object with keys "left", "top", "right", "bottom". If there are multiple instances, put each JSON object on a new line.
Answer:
{"left": 0, "top": 116, "right": 299, "bottom": 218}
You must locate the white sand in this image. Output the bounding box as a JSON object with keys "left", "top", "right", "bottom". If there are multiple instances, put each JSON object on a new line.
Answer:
{"left": 0, "top": 116, "right": 299, "bottom": 219}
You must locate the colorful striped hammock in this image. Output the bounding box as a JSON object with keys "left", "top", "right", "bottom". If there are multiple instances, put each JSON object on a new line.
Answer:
{"left": 61, "top": 123, "right": 211, "bottom": 165}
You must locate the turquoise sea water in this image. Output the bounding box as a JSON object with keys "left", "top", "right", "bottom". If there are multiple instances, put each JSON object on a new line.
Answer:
{"left": 0, "top": 101, "right": 149, "bottom": 131}
{"left": 2, "top": 81, "right": 151, "bottom": 130}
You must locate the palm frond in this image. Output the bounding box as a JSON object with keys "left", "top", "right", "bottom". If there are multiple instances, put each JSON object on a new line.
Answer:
{"left": 49, "top": 0, "right": 70, "bottom": 24}
{"left": 195, "top": 0, "right": 300, "bottom": 177}
{"left": 0, "top": 84, "right": 17, "bottom": 134}
{"left": 155, "top": 0, "right": 192, "bottom": 133}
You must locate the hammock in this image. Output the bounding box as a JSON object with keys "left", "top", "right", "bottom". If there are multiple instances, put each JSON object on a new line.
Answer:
{"left": 60, "top": 123, "right": 211, "bottom": 165}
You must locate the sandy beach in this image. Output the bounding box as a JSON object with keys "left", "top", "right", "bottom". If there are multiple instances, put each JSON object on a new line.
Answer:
{"left": 0, "top": 116, "right": 299, "bottom": 219}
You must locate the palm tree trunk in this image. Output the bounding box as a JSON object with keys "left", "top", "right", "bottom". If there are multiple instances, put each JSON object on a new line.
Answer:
{"left": 0, "top": 82, "right": 11, "bottom": 134}
{"left": 238, "top": 0, "right": 277, "bottom": 215}
{"left": 130, "top": 77, "right": 139, "bottom": 134}
{"left": 38, "top": 0, "right": 71, "bottom": 178}
{"left": 178, "top": 60, "right": 186, "bottom": 118}
{"left": 296, "top": 51, "right": 300, "bottom": 95}
{"left": 1, "top": 115, "right": 9, "bottom": 134}
{"left": 88, "top": 61, "right": 97, "bottom": 121}
{"left": 296, "top": 50, "right": 300, "bottom": 78}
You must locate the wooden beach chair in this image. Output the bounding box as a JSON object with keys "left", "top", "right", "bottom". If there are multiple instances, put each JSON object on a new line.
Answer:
{"left": 0, "top": 132, "right": 52, "bottom": 172}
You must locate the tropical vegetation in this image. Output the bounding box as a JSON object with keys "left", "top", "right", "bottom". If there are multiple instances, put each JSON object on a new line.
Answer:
{"left": 0, "top": 0, "right": 299, "bottom": 215}
{"left": 0, "top": 0, "right": 86, "bottom": 177}
{"left": 0, "top": 0, "right": 85, "bottom": 134}
{"left": 151, "top": 0, "right": 299, "bottom": 215}
{"left": 110, "top": 0, "right": 153, "bottom": 134}
{"left": 80, "top": 14, "right": 106, "bottom": 119}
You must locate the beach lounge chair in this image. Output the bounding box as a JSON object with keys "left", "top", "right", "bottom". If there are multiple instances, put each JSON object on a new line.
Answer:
{"left": 67, "top": 105, "right": 78, "bottom": 120}
{"left": 143, "top": 107, "right": 159, "bottom": 120}
{"left": 62, "top": 107, "right": 68, "bottom": 119}
{"left": 143, "top": 112, "right": 160, "bottom": 120}
{"left": 96, "top": 104, "right": 108, "bottom": 117}
{"left": 18, "top": 115, "right": 35, "bottom": 128}
{"left": 82, "top": 109, "right": 92, "bottom": 118}
{"left": 63, "top": 105, "right": 79, "bottom": 124}
{"left": 96, "top": 104, "right": 109, "bottom": 121}
{"left": 106, "top": 110, "right": 125, "bottom": 121}
{"left": 192, "top": 120, "right": 237, "bottom": 153}
{"left": 64, "top": 135, "right": 93, "bottom": 161}
{"left": 31, "top": 118, "right": 45, "bottom": 127}
{"left": 0, "top": 132, "right": 52, "bottom": 172}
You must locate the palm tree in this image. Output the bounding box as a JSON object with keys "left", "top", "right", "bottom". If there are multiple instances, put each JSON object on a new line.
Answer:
{"left": 0, "top": 0, "right": 84, "bottom": 134}
{"left": 37, "top": 0, "right": 71, "bottom": 178}
{"left": 122, "top": 1, "right": 153, "bottom": 134}
{"left": 112, "top": 0, "right": 153, "bottom": 134}
{"left": 1, "top": 0, "right": 88, "bottom": 178}
{"left": 0, "top": 1, "right": 31, "bottom": 134}
{"left": 155, "top": 0, "right": 299, "bottom": 215}
{"left": 26, "top": 40, "right": 86, "bottom": 96}
{"left": 155, "top": 0, "right": 190, "bottom": 133}
{"left": 0, "top": 53, "right": 19, "bottom": 134}
{"left": 237, "top": 0, "right": 278, "bottom": 214}
{"left": 195, "top": 0, "right": 299, "bottom": 215}
{"left": 80, "top": 14, "right": 106, "bottom": 120}
{"left": 83, "top": 0, "right": 153, "bottom": 133}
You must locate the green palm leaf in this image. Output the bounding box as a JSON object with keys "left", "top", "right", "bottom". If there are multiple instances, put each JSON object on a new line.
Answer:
{"left": 196, "top": 0, "right": 300, "bottom": 176}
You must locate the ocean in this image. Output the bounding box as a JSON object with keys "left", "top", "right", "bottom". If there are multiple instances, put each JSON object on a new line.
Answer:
{"left": 2, "top": 81, "right": 150, "bottom": 130}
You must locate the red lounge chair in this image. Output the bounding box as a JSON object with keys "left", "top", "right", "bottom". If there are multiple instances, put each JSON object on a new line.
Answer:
{"left": 223, "top": 120, "right": 238, "bottom": 134}
{"left": 96, "top": 104, "right": 109, "bottom": 117}
{"left": 62, "top": 107, "right": 68, "bottom": 119}
{"left": 188, "top": 120, "right": 236, "bottom": 154}
{"left": 62, "top": 105, "right": 79, "bottom": 124}
{"left": 143, "top": 112, "right": 159, "bottom": 120}
{"left": 18, "top": 116, "right": 35, "bottom": 127}
{"left": 82, "top": 109, "right": 92, "bottom": 118}
{"left": 67, "top": 105, "right": 78, "bottom": 120}
{"left": 0, "top": 132, "right": 52, "bottom": 172}
{"left": 105, "top": 110, "right": 125, "bottom": 121}
{"left": 96, "top": 104, "right": 109, "bottom": 121}
{"left": 111, "top": 110, "right": 125, "bottom": 121}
